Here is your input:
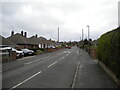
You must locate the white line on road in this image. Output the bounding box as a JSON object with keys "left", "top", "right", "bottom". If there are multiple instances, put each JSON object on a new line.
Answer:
{"left": 66, "top": 54, "right": 69, "bottom": 56}
{"left": 47, "top": 61, "right": 57, "bottom": 68}
{"left": 24, "top": 62, "right": 32, "bottom": 65}
{"left": 59, "top": 53, "right": 69, "bottom": 61}
{"left": 9, "top": 71, "right": 42, "bottom": 90}
{"left": 59, "top": 57, "right": 65, "bottom": 60}
{"left": 18, "top": 56, "right": 35, "bottom": 61}
{"left": 24, "top": 56, "right": 50, "bottom": 65}
{"left": 76, "top": 51, "right": 79, "bottom": 55}
{"left": 71, "top": 60, "right": 80, "bottom": 88}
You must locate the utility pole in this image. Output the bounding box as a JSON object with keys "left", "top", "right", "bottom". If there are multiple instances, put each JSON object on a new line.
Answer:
{"left": 58, "top": 27, "right": 59, "bottom": 42}
{"left": 82, "top": 29, "right": 84, "bottom": 41}
{"left": 87, "top": 25, "right": 90, "bottom": 40}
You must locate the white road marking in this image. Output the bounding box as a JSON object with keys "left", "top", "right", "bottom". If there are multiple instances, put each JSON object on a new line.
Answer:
{"left": 66, "top": 54, "right": 69, "bottom": 56}
{"left": 63, "top": 51, "right": 71, "bottom": 54}
{"left": 42, "top": 56, "right": 50, "bottom": 59}
{"left": 24, "top": 56, "right": 50, "bottom": 65}
{"left": 71, "top": 61, "right": 80, "bottom": 88}
{"left": 24, "top": 62, "right": 32, "bottom": 65}
{"left": 18, "top": 56, "right": 35, "bottom": 61}
{"left": 47, "top": 61, "right": 57, "bottom": 68}
{"left": 59, "top": 57, "right": 65, "bottom": 60}
{"left": 10, "top": 71, "right": 42, "bottom": 90}
{"left": 76, "top": 51, "right": 79, "bottom": 55}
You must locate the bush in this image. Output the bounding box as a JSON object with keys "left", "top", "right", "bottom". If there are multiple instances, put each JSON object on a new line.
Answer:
{"left": 97, "top": 28, "right": 120, "bottom": 79}
{"left": 38, "top": 48, "right": 45, "bottom": 51}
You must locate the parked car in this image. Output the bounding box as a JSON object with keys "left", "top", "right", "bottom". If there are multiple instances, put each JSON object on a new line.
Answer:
{"left": 65, "top": 46, "right": 71, "bottom": 49}
{"left": 21, "top": 49, "right": 34, "bottom": 56}
{"left": 12, "top": 48, "right": 24, "bottom": 58}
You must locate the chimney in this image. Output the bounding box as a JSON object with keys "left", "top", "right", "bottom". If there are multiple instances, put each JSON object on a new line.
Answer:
{"left": 24, "top": 32, "right": 27, "bottom": 37}
{"left": 11, "top": 31, "right": 14, "bottom": 36}
{"left": 35, "top": 34, "right": 37, "bottom": 38}
{"left": 21, "top": 31, "right": 23, "bottom": 36}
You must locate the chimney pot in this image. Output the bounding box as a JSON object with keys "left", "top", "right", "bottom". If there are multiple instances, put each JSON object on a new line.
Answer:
{"left": 24, "top": 32, "right": 27, "bottom": 37}
{"left": 11, "top": 31, "right": 14, "bottom": 36}
{"left": 21, "top": 31, "right": 23, "bottom": 36}
{"left": 35, "top": 34, "right": 37, "bottom": 38}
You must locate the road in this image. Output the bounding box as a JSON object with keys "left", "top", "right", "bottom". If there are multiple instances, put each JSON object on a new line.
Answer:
{"left": 2, "top": 46, "right": 117, "bottom": 89}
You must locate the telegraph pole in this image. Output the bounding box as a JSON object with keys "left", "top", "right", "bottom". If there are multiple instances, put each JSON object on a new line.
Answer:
{"left": 58, "top": 27, "right": 59, "bottom": 42}
{"left": 87, "top": 25, "right": 90, "bottom": 40}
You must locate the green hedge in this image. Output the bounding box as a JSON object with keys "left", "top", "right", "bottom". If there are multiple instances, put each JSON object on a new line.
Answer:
{"left": 97, "top": 28, "right": 120, "bottom": 79}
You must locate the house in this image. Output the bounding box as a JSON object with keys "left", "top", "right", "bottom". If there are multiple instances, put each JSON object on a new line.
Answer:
{"left": 7, "top": 31, "right": 34, "bottom": 49}
{"left": 0, "top": 35, "right": 18, "bottom": 48}
{"left": 29, "top": 34, "right": 43, "bottom": 49}
{"left": 39, "top": 37, "right": 48, "bottom": 48}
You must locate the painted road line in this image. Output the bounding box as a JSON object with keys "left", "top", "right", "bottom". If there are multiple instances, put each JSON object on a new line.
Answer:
{"left": 32, "top": 59, "right": 41, "bottom": 63}
{"left": 24, "top": 56, "right": 50, "bottom": 65}
{"left": 66, "top": 54, "right": 69, "bottom": 56}
{"left": 59, "top": 57, "right": 65, "bottom": 61}
{"left": 47, "top": 61, "right": 57, "bottom": 68}
{"left": 9, "top": 71, "right": 42, "bottom": 90}
{"left": 71, "top": 60, "right": 80, "bottom": 88}
{"left": 76, "top": 51, "right": 79, "bottom": 55}
{"left": 42, "top": 55, "right": 50, "bottom": 59}
{"left": 24, "top": 62, "right": 32, "bottom": 65}
{"left": 59, "top": 53, "right": 69, "bottom": 61}
{"left": 18, "top": 56, "right": 35, "bottom": 61}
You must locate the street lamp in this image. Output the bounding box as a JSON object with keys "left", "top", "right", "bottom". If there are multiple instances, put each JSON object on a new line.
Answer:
{"left": 82, "top": 29, "right": 84, "bottom": 41}
{"left": 58, "top": 27, "right": 59, "bottom": 42}
{"left": 86, "top": 25, "right": 90, "bottom": 40}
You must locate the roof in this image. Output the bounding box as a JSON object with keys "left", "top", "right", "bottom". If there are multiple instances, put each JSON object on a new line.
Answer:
{"left": 7, "top": 33, "right": 32, "bottom": 45}
{"left": 29, "top": 36, "right": 43, "bottom": 45}
{"left": 39, "top": 37, "right": 48, "bottom": 44}
{"left": 0, "top": 35, "right": 18, "bottom": 47}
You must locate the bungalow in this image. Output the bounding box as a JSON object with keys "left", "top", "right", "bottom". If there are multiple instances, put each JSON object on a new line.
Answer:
{"left": 7, "top": 31, "right": 35, "bottom": 49}
{"left": 0, "top": 35, "right": 18, "bottom": 48}
{"left": 39, "top": 37, "right": 48, "bottom": 48}
{"left": 29, "top": 34, "right": 43, "bottom": 49}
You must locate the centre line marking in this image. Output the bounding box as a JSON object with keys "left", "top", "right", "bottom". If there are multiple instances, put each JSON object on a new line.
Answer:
{"left": 76, "top": 51, "right": 79, "bottom": 55}
{"left": 24, "top": 56, "right": 50, "bottom": 65}
{"left": 48, "top": 61, "right": 57, "bottom": 68}
{"left": 59, "top": 57, "right": 65, "bottom": 60}
{"left": 24, "top": 62, "right": 32, "bottom": 65}
{"left": 10, "top": 71, "right": 42, "bottom": 90}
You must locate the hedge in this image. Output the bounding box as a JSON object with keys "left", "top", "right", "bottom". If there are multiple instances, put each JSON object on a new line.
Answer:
{"left": 97, "top": 28, "right": 120, "bottom": 79}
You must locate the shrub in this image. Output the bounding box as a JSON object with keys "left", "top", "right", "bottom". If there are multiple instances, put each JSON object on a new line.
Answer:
{"left": 97, "top": 28, "right": 120, "bottom": 79}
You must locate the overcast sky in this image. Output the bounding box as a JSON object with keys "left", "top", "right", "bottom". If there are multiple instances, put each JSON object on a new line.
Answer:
{"left": 1, "top": 0, "right": 119, "bottom": 41}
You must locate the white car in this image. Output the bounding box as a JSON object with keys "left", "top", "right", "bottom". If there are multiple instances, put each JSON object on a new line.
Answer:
{"left": 12, "top": 48, "right": 24, "bottom": 58}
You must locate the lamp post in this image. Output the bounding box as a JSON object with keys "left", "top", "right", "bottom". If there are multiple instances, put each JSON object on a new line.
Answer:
{"left": 82, "top": 29, "right": 84, "bottom": 41}
{"left": 58, "top": 27, "right": 59, "bottom": 42}
{"left": 87, "top": 25, "right": 90, "bottom": 41}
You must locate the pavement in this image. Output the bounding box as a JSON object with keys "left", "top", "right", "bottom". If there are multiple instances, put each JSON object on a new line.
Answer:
{"left": 2, "top": 46, "right": 118, "bottom": 89}
{"left": 74, "top": 49, "right": 117, "bottom": 88}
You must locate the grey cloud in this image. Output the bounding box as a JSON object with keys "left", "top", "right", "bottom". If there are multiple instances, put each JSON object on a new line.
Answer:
{"left": 1, "top": 0, "right": 119, "bottom": 41}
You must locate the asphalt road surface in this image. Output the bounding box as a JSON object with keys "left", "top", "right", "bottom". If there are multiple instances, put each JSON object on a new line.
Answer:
{"left": 2, "top": 46, "right": 118, "bottom": 89}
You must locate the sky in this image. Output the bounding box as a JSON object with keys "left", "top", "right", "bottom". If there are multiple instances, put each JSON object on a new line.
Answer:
{"left": 0, "top": 0, "right": 119, "bottom": 41}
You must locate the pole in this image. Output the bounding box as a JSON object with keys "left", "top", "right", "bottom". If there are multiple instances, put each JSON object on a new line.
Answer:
{"left": 82, "top": 29, "right": 84, "bottom": 41}
{"left": 87, "top": 25, "right": 90, "bottom": 40}
{"left": 58, "top": 27, "right": 59, "bottom": 42}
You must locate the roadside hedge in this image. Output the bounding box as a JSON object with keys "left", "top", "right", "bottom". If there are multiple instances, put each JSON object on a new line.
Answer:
{"left": 97, "top": 28, "right": 120, "bottom": 79}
